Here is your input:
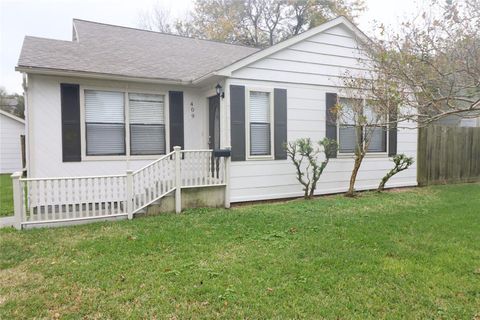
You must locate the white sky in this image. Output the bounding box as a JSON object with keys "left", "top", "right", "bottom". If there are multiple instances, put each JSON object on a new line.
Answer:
{"left": 0, "top": 0, "right": 422, "bottom": 94}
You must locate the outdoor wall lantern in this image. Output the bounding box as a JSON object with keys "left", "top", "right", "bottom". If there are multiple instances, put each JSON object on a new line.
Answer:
{"left": 215, "top": 83, "right": 225, "bottom": 99}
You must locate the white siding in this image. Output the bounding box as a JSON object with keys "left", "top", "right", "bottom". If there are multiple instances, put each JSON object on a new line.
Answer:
{"left": 231, "top": 25, "right": 371, "bottom": 87}
{"left": 0, "top": 114, "right": 24, "bottom": 173}
{"left": 27, "top": 74, "right": 209, "bottom": 178}
{"left": 228, "top": 24, "right": 417, "bottom": 202}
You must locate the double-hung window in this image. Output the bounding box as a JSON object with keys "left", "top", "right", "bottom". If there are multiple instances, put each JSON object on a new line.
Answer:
{"left": 338, "top": 98, "right": 387, "bottom": 154}
{"left": 338, "top": 98, "right": 358, "bottom": 153}
{"left": 84, "top": 90, "right": 166, "bottom": 157}
{"left": 248, "top": 90, "right": 272, "bottom": 157}
{"left": 364, "top": 103, "right": 387, "bottom": 153}
{"left": 85, "top": 90, "right": 125, "bottom": 156}
{"left": 129, "top": 93, "right": 166, "bottom": 155}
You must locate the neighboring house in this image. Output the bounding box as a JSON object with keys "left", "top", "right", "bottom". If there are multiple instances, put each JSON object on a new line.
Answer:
{"left": 13, "top": 17, "right": 417, "bottom": 227}
{"left": 0, "top": 110, "right": 25, "bottom": 173}
{"left": 435, "top": 111, "right": 480, "bottom": 127}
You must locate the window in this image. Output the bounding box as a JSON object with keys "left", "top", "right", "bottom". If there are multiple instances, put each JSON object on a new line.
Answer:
{"left": 338, "top": 98, "right": 357, "bottom": 153}
{"left": 363, "top": 103, "right": 387, "bottom": 152}
{"left": 84, "top": 89, "right": 167, "bottom": 158}
{"left": 338, "top": 98, "right": 387, "bottom": 154}
{"left": 85, "top": 90, "right": 125, "bottom": 156}
{"left": 129, "top": 93, "right": 166, "bottom": 155}
{"left": 249, "top": 91, "right": 272, "bottom": 156}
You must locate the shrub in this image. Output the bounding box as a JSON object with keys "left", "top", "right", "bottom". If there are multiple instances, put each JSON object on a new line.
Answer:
{"left": 286, "top": 138, "right": 337, "bottom": 199}
{"left": 378, "top": 154, "right": 414, "bottom": 191}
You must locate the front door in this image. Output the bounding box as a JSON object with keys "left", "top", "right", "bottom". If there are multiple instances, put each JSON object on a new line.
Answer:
{"left": 208, "top": 96, "right": 220, "bottom": 150}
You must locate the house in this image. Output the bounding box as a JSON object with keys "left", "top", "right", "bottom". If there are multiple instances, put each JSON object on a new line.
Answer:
{"left": 435, "top": 110, "right": 480, "bottom": 128}
{"left": 0, "top": 109, "right": 25, "bottom": 174}
{"left": 13, "top": 17, "right": 417, "bottom": 228}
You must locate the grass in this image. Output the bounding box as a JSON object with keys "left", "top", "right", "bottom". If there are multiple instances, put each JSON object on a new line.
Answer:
{"left": 0, "top": 174, "right": 14, "bottom": 216}
{"left": 0, "top": 183, "right": 479, "bottom": 319}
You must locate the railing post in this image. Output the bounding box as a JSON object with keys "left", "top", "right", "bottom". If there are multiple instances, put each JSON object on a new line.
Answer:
{"left": 126, "top": 170, "right": 133, "bottom": 220}
{"left": 224, "top": 146, "right": 231, "bottom": 209}
{"left": 11, "top": 172, "right": 23, "bottom": 230}
{"left": 174, "top": 146, "right": 182, "bottom": 213}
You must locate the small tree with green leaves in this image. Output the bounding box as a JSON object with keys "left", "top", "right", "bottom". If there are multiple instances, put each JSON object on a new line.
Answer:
{"left": 377, "top": 154, "right": 414, "bottom": 192}
{"left": 286, "top": 138, "right": 337, "bottom": 199}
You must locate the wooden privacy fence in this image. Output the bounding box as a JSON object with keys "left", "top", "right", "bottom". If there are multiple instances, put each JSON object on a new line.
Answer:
{"left": 417, "top": 126, "right": 480, "bottom": 185}
{"left": 11, "top": 147, "right": 230, "bottom": 229}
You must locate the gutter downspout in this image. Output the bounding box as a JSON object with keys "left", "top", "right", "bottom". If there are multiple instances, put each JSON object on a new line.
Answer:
{"left": 22, "top": 73, "right": 30, "bottom": 177}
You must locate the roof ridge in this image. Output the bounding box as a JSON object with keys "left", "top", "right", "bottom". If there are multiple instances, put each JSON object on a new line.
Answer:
{"left": 72, "top": 18, "right": 260, "bottom": 50}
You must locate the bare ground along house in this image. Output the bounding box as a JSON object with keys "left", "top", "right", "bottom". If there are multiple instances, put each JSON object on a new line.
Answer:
{"left": 12, "top": 17, "right": 417, "bottom": 228}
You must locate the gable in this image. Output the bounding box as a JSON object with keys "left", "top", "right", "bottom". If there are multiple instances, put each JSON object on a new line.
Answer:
{"left": 229, "top": 23, "right": 371, "bottom": 87}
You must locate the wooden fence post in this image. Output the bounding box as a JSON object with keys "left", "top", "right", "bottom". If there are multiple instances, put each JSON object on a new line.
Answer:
{"left": 224, "top": 146, "right": 231, "bottom": 209}
{"left": 11, "top": 172, "right": 23, "bottom": 230}
{"left": 174, "top": 146, "right": 182, "bottom": 213}
{"left": 126, "top": 170, "right": 133, "bottom": 220}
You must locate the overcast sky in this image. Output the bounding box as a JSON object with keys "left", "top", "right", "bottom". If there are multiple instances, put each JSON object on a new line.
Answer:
{"left": 0, "top": 0, "right": 422, "bottom": 94}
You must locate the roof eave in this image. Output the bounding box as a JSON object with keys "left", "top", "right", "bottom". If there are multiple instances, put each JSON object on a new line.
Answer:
{"left": 15, "top": 66, "right": 193, "bottom": 86}
{"left": 0, "top": 109, "right": 25, "bottom": 124}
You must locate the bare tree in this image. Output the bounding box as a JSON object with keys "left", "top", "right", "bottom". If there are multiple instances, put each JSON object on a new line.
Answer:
{"left": 364, "top": 0, "right": 480, "bottom": 124}
{"left": 137, "top": 0, "right": 366, "bottom": 47}
{"left": 336, "top": 72, "right": 401, "bottom": 197}
{"left": 138, "top": 4, "right": 173, "bottom": 33}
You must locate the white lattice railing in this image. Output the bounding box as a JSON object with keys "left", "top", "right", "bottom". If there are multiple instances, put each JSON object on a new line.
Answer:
{"left": 131, "top": 151, "right": 176, "bottom": 213}
{"left": 18, "top": 174, "right": 127, "bottom": 223}
{"left": 180, "top": 150, "right": 226, "bottom": 187}
{"left": 11, "top": 147, "right": 230, "bottom": 229}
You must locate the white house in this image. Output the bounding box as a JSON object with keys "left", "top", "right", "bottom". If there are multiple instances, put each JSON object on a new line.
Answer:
{"left": 13, "top": 17, "right": 417, "bottom": 228}
{"left": 0, "top": 110, "right": 25, "bottom": 173}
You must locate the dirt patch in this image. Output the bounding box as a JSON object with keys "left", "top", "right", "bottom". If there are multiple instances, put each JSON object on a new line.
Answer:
{"left": 0, "top": 265, "right": 44, "bottom": 289}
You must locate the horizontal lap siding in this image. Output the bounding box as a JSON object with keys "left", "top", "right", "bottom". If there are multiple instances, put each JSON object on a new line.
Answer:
{"left": 229, "top": 24, "right": 417, "bottom": 202}
{"left": 28, "top": 74, "right": 208, "bottom": 178}
{"left": 232, "top": 25, "right": 371, "bottom": 87}
{"left": 228, "top": 80, "right": 417, "bottom": 202}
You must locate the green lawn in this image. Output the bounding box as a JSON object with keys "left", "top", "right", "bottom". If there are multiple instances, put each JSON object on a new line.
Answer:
{"left": 0, "top": 174, "right": 14, "bottom": 216}
{"left": 1, "top": 184, "right": 479, "bottom": 319}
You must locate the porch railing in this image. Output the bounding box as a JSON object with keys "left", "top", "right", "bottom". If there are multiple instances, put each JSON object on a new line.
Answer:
{"left": 11, "top": 147, "right": 230, "bottom": 229}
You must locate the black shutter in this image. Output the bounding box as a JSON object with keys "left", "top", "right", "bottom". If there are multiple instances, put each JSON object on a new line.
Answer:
{"left": 325, "top": 92, "right": 338, "bottom": 158}
{"left": 388, "top": 109, "right": 398, "bottom": 156}
{"left": 230, "top": 85, "right": 246, "bottom": 161}
{"left": 274, "top": 88, "right": 287, "bottom": 159}
{"left": 169, "top": 91, "right": 184, "bottom": 151}
{"left": 61, "top": 83, "right": 81, "bottom": 162}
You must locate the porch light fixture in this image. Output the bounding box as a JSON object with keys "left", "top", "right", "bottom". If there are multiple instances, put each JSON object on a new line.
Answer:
{"left": 215, "top": 83, "right": 225, "bottom": 99}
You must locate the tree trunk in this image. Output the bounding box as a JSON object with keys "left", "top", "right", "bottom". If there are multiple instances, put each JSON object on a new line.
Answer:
{"left": 377, "top": 170, "right": 395, "bottom": 192}
{"left": 345, "top": 155, "right": 363, "bottom": 197}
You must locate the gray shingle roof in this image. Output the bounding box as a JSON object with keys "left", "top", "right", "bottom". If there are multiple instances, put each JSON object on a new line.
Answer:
{"left": 17, "top": 19, "right": 259, "bottom": 82}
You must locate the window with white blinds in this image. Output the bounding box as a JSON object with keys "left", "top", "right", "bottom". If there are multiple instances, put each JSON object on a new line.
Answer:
{"left": 339, "top": 125, "right": 357, "bottom": 153}
{"left": 366, "top": 126, "right": 387, "bottom": 152}
{"left": 129, "top": 93, "right": 166, "bottom": 155}
{"left": 85, "top": 90, "right": 125, "bottom": 155}
{"left": 337, "top": 98, "right": 388, "bottom": 154}
{"left": 249, "top": 91, "right": 271, "bottom": 156}
{"left": 364, "top": 103, "right": 387, "bottom": 152}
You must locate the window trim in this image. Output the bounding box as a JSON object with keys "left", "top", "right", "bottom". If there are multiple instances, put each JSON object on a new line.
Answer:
{"left": 245, "top": 87, "right": 275, "bottom": 160}
{"left": 336, "top": 97, "right": 389, "bottom": 158}
{"left": 80, "top": 85, "right": 170, "bottom": 161}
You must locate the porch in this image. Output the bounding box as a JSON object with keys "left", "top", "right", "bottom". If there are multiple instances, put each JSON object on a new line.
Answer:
{"left": 10, "top": 147, "right": 231, "bottom": 229}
